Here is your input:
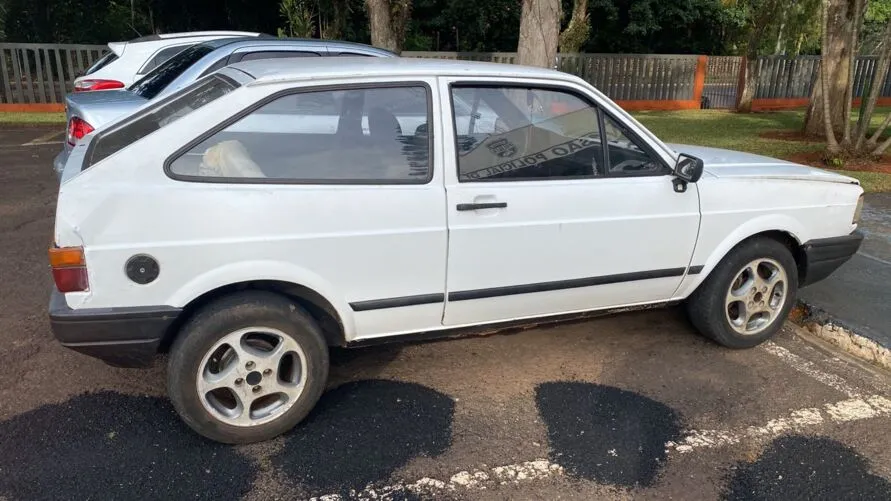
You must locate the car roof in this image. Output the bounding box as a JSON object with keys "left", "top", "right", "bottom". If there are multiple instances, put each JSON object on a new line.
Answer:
{"left": 127, "top": 31, "right": 265, "bottom": 43}
{"left": 186, "top": 37, "right": 394, "bottom": 57}
{"left": 229, "top": 57, "right": 571, "bottom": 85}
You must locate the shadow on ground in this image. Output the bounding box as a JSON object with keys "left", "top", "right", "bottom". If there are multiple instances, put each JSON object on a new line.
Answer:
{"left": 0, "top": 391, "right": 255, "bottom": 501}
{"left": 273, "top": 379, "right": 455, "bottom": 496}
{"left": 723, "top": 435, "right": 891, "bottom": 501}
{"left": 535, "top": 381, "right": 683, "bottom": 488}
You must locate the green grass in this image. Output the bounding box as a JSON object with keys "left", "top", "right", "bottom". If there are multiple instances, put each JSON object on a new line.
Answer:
{"left": 631, "top": 108, "right": 891, "bottom": 192}
{"left": 0, "top": 112, "right": 65, "bottom": 124}
{"left": 836, "top": 170, "right": 891, "bottom": 192}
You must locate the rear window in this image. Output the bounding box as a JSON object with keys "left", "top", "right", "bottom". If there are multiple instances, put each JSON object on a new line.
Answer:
{"left": 87, "top": 74, "right": 239, "bottom": 168}
{"left": 128, "top": 44, "right": 215, "bottom": 100}
{"left": 137, "top": 44, "right": 195, "bottom": 74}
{"left": 84, "top": 52, "right": 119, "bottom": 75}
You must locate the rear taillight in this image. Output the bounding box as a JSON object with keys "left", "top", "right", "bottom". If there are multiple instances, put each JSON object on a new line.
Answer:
{"left": 67, "top": 117, "right": 94, "bottom": 146}
{"left": 74, "top": 79, "right": 125, "bottom": 92}
{"left": 49, "top": 246, "right": 89, "bottom": 293}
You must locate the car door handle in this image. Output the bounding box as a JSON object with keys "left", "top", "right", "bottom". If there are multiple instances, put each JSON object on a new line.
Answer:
{"left": 456, "top": 202, "right": 508, "bottom": 211}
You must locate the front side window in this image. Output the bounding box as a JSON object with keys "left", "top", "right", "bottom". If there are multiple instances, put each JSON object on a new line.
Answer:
{"left": 451, "top": 86, "right": 604, "bottom": 181}
{"left": 88, "top": 75, "right": 239, "bottom": 167}
{"left": 167, "top": 85, "right": 431, "bottom": 183}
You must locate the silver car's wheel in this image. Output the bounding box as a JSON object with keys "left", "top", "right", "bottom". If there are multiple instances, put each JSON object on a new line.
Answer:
{"left": 724, "top": 258, "right": 788, "bottom": 336}
{"left": 168, "top": 291, "right": 329, "bottom": 444}
{"left": 197, "top": 326, "right": 309, "bottom": 427}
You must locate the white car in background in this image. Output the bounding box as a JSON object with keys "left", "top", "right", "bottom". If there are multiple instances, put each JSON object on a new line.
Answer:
{"left": 73, "top": 31, "right": 266, "bottom": 92}
{"left": 50, "top": 58, "right": 864, "bottom": 444}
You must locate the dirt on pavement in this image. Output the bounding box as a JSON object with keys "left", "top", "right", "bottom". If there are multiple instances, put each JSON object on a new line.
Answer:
{"left": 1, "top": 128, "right": 891, "bottom": 501}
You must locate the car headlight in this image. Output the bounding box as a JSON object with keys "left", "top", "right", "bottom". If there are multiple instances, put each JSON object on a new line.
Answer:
{"left": 853, "top": 194, "right": 864, "bottom": 224}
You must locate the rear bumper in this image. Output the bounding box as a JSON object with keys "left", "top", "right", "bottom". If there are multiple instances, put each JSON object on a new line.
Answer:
{"left": 800, "top": 232, "right": 864, "bottom": 287}
{"left": 49, "top": 289, "right": 181, "bottom": 368}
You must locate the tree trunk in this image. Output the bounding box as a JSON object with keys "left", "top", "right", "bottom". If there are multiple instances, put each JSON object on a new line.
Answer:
{"left": 856, "top": 21, "right": 891, "bottom": 150}
{"left": 559, "top": 0, "right": 589, "bottom": 53}
{"left": 517, "top": 0, "right": 561, "bottom": 68}
{"left": 365, "top": 0, "right": 411, "bottom": 53}
{"left": 322, "top": 0, "right": 349, "bottom": 39}
{"left": 803, "top": 0, "right": 857, "bottom": 138}
{"left": 774, "top": 9, "right": 787, "bottom": 54}
{"left": 736, "top": 57, "right": 758, "bottom": 113}
{"left": 819, "top": 0, "right": 841, "bottom": 153}
{"left": 841, "top": 0, "right": 861, "bottom": 145}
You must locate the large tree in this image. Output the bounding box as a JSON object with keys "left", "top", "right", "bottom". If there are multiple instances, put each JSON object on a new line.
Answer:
{"left": 559, "top": 0, "right": 589, "bottom": 53}
{"left": 808, "top": 0, "right": 891, "bottom": 158}
{"left": 365, "top": 0, "right": 411, "bottom": 52}
{"left": 803, "top": 0, "right": 866, "bottom": 138}
{"left": 517, "top": 0, "right": 561, "bottom": 67}
{"left": 729, "top": 0, "right": 789, "bottom": 112}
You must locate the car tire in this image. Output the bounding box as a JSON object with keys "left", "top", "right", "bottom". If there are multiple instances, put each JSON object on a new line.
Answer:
{"left": 167, "top": 291, "right": 329, "bottom": 444}
{"left": 686, "top": 237, "right": 798, "bottom": 349}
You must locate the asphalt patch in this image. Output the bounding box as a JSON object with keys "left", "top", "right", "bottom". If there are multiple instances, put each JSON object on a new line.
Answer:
{"left": 723, "top": 435, "right": 891, "bottom": 501}
{"left": 0, "top": 391, "right": 254, "bottom": 501}
{"left": 273, "top": 379, "right": 454, "bottom": 495}
{"left": 535, "top": 381, "right": 682, "bottom": 487}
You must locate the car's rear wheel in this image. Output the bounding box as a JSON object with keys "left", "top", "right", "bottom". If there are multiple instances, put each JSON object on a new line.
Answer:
{"left": 168, "top": 291, "right": 329, "bottom": 444}
{"left": 686, "top": 237, "right": 798, "bottom": 348}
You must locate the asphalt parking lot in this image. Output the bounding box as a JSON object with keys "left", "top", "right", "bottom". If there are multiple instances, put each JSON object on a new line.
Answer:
{"left": 2, "top": 127, "right": 891, "bottom": 501}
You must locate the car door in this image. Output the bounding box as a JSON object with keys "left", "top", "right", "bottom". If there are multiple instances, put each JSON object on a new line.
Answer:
{"left": 439, "top": 78, "right": 701, "bottom": 327}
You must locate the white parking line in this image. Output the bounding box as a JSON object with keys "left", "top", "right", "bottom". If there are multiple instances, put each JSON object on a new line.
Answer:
{"left": 22, "top": 130, "right": 63, "bottom": 146}
{"left": 310, "top": 460, "right": 565, "bottom": 501}
{"left": 666, "top": 395, "right": 891, "bottom": 454}
{"left": 761, "top": 341, "right": 862, "bottom": 397}
{"left": 310, "top": 395, "right": 891, "bottom": 499}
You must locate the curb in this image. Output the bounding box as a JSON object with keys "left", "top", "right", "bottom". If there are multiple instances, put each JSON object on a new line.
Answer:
{"left": 789, "top": 302, "right": 891, "bottom": 372}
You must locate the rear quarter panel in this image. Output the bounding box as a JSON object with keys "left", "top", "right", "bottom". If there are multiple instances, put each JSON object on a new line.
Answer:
{"left": 55, "top": 77, "right": 447, "bottom": 342}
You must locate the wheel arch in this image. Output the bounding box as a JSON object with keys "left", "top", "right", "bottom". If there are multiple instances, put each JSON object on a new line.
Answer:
{"left": 682, "top": 215, "right": 808, "bottom": 297}
{"left": 161, "top": 262, "right": 354, "bottom": 351}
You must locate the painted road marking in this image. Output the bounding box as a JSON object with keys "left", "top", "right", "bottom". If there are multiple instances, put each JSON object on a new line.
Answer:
{"left": 310, "top": 395, "right": 891, "bottom": 499}
{"left": 666, "top": 395, "right": 891, "bottom": 453}
{"left": 22, "top": 130, "right": 64, "bottom": 146}
{"left": 309, "top": 460, "right": 566, "bottom": 501}
{"left": 762, "top": 341, "right": 862, "bottom": 398}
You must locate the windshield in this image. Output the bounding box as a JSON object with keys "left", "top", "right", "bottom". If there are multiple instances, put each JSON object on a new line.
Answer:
{"left": 87, "top": 74, "right": 240, "bottom": 168}
{"left": 127, "top": 43, "right": 215, "bottom": 100}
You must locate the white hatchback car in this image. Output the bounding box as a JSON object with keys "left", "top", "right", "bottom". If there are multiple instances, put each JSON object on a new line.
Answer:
{"left": 74, "top": 31, "right": 264, "bottom": 92}
{"left": 50, "top": 58, "right": 864, "bottom": 444}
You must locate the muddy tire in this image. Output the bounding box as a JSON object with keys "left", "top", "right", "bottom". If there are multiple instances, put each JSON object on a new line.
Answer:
{"left": 167, "top": 291, "right": 329, "bottom": 444}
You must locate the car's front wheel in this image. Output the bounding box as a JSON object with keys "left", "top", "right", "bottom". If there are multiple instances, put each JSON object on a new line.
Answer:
{"left": 686, "top": 237, "right": 798, "bottom": 348}
{"left": 167, "top": 291, "right": 329, "bottom": 444}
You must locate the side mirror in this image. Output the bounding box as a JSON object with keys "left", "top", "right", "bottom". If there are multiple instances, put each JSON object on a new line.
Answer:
{"left": 674, "top": 153, "right": 704, "bottom": 183}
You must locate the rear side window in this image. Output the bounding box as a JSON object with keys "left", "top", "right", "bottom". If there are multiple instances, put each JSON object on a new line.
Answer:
{"left": 167, "top": 84, "right": 431, "bottom": 184}
{"left": 138, "top": 44, "right": 194, "bottom": 75}
{"left": 84, "top": 52, "right": 119, "bottom": 75}
{"left": 128, "top": 44, "right": 216, "bottom": 100}
{"left": 88, "top": 75, "right": 239, "bottom": 167}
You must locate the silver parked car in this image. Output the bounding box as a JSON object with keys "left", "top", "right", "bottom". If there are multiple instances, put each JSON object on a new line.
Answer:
{"left": 56, "top": 37, "right": 396, "bottom": 178}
